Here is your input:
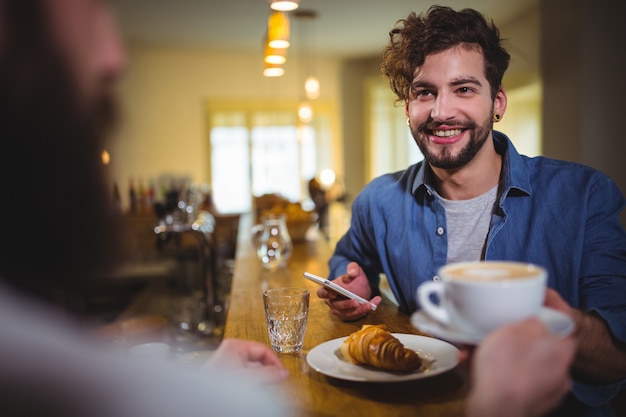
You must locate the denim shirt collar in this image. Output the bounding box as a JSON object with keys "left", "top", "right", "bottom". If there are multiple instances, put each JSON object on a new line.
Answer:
{"left": 411, "top": 130, "right": 532, "bottom": 200}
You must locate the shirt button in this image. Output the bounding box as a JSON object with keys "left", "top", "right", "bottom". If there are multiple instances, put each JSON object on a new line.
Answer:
{"left": 436, "top": 227, "right": 444, "bottom": 235}
{"left": 433, "top": 275, "right": 441, "bottom": 282}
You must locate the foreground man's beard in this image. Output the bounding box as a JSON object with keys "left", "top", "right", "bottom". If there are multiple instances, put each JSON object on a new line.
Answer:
{"left": 411, "top": 114, "right": 493, "bottom": 170}
{"left": 0, "top": 2, "right": 124, "bottom": 304}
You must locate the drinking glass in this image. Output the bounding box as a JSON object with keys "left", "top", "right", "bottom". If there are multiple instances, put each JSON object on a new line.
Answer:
{"left": 263, "top": 287, "right": 309, "bottom": 353}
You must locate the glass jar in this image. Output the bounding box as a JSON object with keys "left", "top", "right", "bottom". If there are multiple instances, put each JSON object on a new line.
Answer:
{"left": 254, "top": 214, "right": 293, "bottom": 271}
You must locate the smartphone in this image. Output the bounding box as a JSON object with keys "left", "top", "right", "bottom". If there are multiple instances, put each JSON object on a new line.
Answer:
{"left": 303, "top": 272, "right": 377, "bottom": 311}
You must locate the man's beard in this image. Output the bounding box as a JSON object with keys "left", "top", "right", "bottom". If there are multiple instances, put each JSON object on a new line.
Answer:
{"left": 0, "top": 1, "right": 125, "bottom": 304}
{"left": 411, "top": 114, "right": 493, "bottom": 170}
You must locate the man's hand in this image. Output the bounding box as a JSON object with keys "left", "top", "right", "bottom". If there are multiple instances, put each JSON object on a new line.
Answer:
{"left": 203, "top": 338, "right": 289, "bottom": 384}
{"left": 466, "top": 318, "right": 575, "bottom": 417}
{"left": 317, "top": 262, "right": 381, "bottom": 321}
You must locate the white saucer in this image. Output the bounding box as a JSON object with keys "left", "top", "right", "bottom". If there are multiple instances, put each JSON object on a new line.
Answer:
{"left": 411, "top": 307, "right": 575, "bottom": 345}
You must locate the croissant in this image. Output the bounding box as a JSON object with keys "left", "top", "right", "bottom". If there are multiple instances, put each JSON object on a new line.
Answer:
{"left": 340, "top": 324, "right": 422, "bottom": 371}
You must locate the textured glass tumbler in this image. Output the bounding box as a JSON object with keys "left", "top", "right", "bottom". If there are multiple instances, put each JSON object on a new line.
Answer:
{"left": 263, "top": 287, "right": 309, "bottom": 353}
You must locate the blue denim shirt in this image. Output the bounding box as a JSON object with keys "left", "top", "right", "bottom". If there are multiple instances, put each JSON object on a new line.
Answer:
{"left": 329, "top": 131, "right": 626, "bottom": 412}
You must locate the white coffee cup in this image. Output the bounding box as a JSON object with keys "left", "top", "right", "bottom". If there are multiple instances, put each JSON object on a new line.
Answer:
{"left": 416, "top": 261, "right": 547, "bottom": 335}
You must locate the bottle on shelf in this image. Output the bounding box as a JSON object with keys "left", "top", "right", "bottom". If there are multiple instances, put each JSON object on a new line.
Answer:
{"left": 128, "top": 177, "right": 137, "bottom": 214}
{"left": 112, "top": 182, "right": 122, "bottom": 213}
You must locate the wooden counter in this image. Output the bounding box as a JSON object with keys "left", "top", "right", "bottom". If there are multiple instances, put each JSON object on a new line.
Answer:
{"left": 224, "top": 215, "right": 468, "bottom": 417}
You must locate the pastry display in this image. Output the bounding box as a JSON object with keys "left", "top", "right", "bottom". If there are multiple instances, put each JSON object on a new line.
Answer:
{"left": 254, "top": 194, "right": 317, "bottom": 241}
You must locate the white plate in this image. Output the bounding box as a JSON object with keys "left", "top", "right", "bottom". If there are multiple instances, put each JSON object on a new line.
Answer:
{"left": 411, "top": 307, "right": 575, "bottom": 346}
{"left": 306, "top": 333, "right": 459, "bottom": 382}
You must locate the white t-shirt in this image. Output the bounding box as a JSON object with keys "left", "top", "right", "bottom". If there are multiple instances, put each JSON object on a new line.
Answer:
{"left": 438, "top": 184, "right": 498, "bottom": 263}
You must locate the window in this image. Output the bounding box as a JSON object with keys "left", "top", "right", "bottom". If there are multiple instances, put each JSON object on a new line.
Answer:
{"left": 210, "top": 125, "right": 250, "bottom": 214}
{"left": 368, "top": 80, "right": 423, "bottom": 180}
{"left": 207, "top": 104, "right": 329, "bottom": 214}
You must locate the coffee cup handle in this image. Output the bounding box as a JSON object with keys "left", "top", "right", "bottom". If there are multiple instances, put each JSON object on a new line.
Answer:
{"left": 417, "top": 281, "right": 450, "bottom": 325}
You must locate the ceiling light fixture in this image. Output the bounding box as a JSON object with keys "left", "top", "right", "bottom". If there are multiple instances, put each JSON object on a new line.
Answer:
{"left": 264, "top": 39, "right": 287, "bottom": 65}
{"left": 304, "top": 75, "right": 320, "bottom": 100}
{"left": 267, "top": 10, "right": 290, "bottom": 49}
{"left": 294, "top": 9, "right": 319, "bottom": 122}
{"left": 298, "top": 101, "right": 313, "bottom": 123}
{"left": 294, "top": 10, "right": 320, "bottom": 100}
{"left": 263, "top": 62, "right": 285, "bottom": 77}
{"left": 269, "top": 0, "right": 300, "bottom": 12}
{"left": 101, "top": 150, "right": 110, "bottom": 165}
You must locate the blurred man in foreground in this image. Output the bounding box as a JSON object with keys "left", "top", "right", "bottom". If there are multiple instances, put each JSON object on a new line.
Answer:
{"left": 0, "top": 1, "right": 290, "bottom": 416}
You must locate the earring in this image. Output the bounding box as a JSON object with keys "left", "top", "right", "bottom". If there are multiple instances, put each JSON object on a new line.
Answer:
{"left": 406, "top": 118, "right": 410, "bottom": 126}
{"left": 493, "top": 113, "right": 501, "bottom": 122}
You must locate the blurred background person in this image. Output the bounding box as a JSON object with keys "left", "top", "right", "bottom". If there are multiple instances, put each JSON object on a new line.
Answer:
{"left": 308, "top": 170, "right": 346, "bottom": 238}
{"left": 308, "top": 176, "right": 330, "bottom": 236}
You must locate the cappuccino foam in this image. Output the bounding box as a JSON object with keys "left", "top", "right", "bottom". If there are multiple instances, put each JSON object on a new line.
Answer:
{"left": 443, "top": 262, "right": 542, "bottom": 282}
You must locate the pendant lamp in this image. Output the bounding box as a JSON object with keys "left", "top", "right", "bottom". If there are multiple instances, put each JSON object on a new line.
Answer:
{"left": 269, "top": 0, "right": 300, "bottom": 12}
{"left": 267, "top": 11, "right": 290, "bottom": 49}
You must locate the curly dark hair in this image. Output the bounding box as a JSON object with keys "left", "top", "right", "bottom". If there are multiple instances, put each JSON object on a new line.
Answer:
{"left": 381, "top": 5, "right": 510, "bottom": 102}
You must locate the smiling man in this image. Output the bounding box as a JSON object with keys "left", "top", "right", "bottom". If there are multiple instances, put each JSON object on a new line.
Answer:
{"left": 318, "top": 6, "right": 626, "bottom": 416}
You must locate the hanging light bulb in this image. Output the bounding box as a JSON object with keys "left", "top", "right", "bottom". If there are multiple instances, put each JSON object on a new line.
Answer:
{"left": 101, "top": 150, "right": 110, "bottom": 165}
{"left": 319, "top": 169, "right": 336, "bottom": 188}
{"left": 269, "top": 0, "right": 300, "bottom": 12}
{"left": 264, "top": 39, "right": 287, "bottom": 65}
{"left": 264, "top": 62, "right": 285, "bottom": 77}
{"left": 298, "top": 101, "right": 313, "bottom": 123}
{"left": 304, "top": 75, "right": 320, "bottom": 99}
{"left": 267, "top": 11, "right": 290, "bottom": 49}
{"left": 294, "top": 10, "right": 320, "bottom": 100}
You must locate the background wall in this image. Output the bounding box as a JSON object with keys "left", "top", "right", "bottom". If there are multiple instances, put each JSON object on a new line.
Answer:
{"left": 108, "top": 47, "right": 342, "bottom": 209}
{"left": 541, "top": 0, "right": 626, "bottom": 227}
